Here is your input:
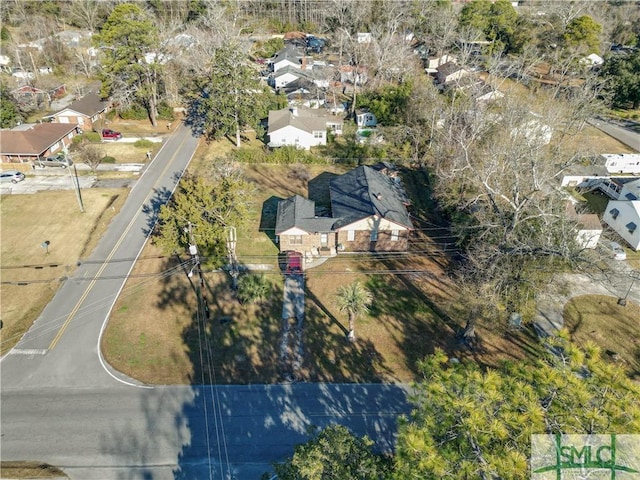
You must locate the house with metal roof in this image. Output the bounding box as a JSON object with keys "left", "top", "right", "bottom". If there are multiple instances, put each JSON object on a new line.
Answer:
{"left": 275, "top": 164, "right": 413, "bottom": 258}
{"left": 603, "top": 199, "right": 640, "bottom": 251}
{"left": 0, "top": 123, "right": 81, "bottom": 164}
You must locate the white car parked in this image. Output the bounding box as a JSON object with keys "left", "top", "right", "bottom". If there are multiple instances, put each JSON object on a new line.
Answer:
{"left": 609, "top": 241, "right": 627, "bottom": 261}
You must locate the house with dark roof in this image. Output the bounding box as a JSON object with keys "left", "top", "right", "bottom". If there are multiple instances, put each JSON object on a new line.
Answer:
{"left": 0, "top": 123, "right": 81, "bottom": 164}
{"left": 45, "top": 93, "right": 108, "bottom": 131}
{"left": 267, "top": 106, "right": 343, "bottom": 149}
{"left": 275, "top": 164, "right": 413, "bottom": 257}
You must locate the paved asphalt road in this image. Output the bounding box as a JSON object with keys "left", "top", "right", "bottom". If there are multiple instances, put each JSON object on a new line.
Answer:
{"left": 588, "top": 117, "right": 640, "bottom": 151}
{"left": 1, "top": 383, "right": 411, "bottom": 479}
{"left": 1, "top": 124, "right": 412, "bottom": 479}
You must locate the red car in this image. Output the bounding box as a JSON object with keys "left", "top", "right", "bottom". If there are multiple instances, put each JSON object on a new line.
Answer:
{"left": 285, "top": 251, "right": 303, "bottom": 274}
{"left": 101, "top": 129, "right": 122, "bottom": 140}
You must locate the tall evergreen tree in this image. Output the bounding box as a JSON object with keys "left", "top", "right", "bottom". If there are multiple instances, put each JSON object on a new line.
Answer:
{"left": 187, "top": 41, "right": 270, "bottom": 147}
{"left": 394, "top": 339, "right": 640, "bottom": 479}
{"left": 92, "top": 3, "right": 162, "bottom": 126}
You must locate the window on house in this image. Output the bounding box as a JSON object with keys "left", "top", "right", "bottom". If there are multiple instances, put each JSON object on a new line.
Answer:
{"left": 347, "top": 230, "right": 355, "bottom": 242}
{"left": 627, "top": 222, "right": 637, "bottom": 234}
{"left": 313, "top": 131, "right": 323, "bottom": 138}
{"left": 289, "top": 235, "right": 303, "bottom": 245}
{"left": 391, "top": 230, "right": 399, "bottom": 241}
{"left": 370, "top": 230, "right": 378, "bottom": 242}
{"left": 610, "top": 208, "right": 620, "bottom": 220}
{"left": 626, "top": 193, "right": 638, "bottom": 201}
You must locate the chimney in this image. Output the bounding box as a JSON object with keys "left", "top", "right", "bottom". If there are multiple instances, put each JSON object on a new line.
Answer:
{"left": 301, "top": 56, "right": 307, "bottom": 70}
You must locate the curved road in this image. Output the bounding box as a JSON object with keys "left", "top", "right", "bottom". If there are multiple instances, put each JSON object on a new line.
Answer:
{"left": 0, "top": 125, "right": 412, "bottom": 479}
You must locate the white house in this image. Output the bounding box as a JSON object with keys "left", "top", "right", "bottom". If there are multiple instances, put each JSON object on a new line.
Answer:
{"left": 580, "top": 53, "right": 604, "bottom": 66}
{"left": 603, "top": 200, "right": 640, "bottom": 250}
{"left": 619, "top": 178, "right": 640, "bottom": 201}
{"left": 357, "top": 32, "right": 372, "bottom": 44}
{"left": 272, "top": 44, "right": 304, "bottom": 72}
{"left": 425, "top": 54, "right": 457, "bottom": 72}
{"left": 436, "top": 62, "right": 470, "bottom": 85}
{"left": 267, "top": 107, "right": 343, "bottom": 150}
{"left": 356, "top": 110, "right": 377, "bottom": 128}
{"left": 566, "top": 200, "right": 602, "bottom": 249}
{"left": 602, "top": 153, "right": 640, "bottom": 175}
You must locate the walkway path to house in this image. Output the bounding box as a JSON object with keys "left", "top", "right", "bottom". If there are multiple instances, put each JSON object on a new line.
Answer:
{"left": 533, "top": 269, "right": 640, "bottom": 338}
{"left": 278, "top": 257, "right": 331, "bottom": 381}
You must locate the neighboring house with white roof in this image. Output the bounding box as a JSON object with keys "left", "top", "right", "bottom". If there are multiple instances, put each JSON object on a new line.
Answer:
{"left": 267, "top": 106, "right": 343, "bottom": 149}
{"left": 580, "top": 53, "right": 604, "bottom": 66}
{"left": 619, "top": 178, "right": 640, "bottom": 201}
{"left": 602, "top": 200, "right": 640, "bottom": 250}
{"left": 602, "top": 153, "right": 640, "bottom": 174}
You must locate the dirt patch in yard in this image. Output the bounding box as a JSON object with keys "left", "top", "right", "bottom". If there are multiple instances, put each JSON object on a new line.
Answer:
{"left": 0, "top": 189, "right": 128, "bottom": 356}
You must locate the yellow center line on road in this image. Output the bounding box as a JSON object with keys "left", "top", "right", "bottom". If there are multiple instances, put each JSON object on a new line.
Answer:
{"left": 47, "top": 134, "right": 188, "bottom": 350}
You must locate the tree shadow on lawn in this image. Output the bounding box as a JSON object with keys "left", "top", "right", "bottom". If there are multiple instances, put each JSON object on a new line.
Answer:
{"left": 189, "top": 276, "right": 282, "bottom": 385}
{"left": 259, "top": 195, "right": 281, "bottom": 245}
{"left": 302, "top": 288, "right": 392, "bottom": 383}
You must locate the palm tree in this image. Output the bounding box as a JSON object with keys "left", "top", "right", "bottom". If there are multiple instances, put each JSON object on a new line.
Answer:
{"left": 335, "top": 281, "right": 373, "bottom": 342}
{"left": 237, "top": 273, "right": 271, "bottom": 304}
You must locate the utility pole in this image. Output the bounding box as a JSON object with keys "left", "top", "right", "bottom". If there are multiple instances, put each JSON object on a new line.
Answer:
{"left": 67, "top": 153, "right": 84, "bottom": 213}
{"left": 226, "top": 226, "right": 238, "bottom": 291}
{"left": 187, "top": 222, "right": 209, "bottom": 319}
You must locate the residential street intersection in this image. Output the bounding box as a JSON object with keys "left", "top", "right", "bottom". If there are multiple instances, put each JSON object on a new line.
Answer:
{"left": 0, "top": 125, "right": 412, "bottom": 479}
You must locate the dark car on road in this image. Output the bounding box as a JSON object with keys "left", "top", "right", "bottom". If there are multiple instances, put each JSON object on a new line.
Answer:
{"left": 101, "top": 129, "right": 122, "bottom": 140}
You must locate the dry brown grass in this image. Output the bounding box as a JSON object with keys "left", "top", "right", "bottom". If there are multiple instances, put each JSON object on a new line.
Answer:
{"left": 564, "top": 295, "right": 640, "bottom": 379}
{"left": 102, "top": 161, "right": 545, "bottom": 384}
{"left": 0, "top": 461, "right": 67, "bottom": 479}
{"left": 0, "top": 189, "right": 128, "bottom": 355}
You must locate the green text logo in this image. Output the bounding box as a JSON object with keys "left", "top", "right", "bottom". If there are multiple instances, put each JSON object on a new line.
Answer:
{"left": 531, "top": 434, "right": 640, "bottom": 479}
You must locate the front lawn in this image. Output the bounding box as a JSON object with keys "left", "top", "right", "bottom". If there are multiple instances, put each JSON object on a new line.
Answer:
{"left": 564, "top": 295, "right": 640, "bottom": 379}
{"left": 102, "top": 156, "right": 545, "bottom": 384}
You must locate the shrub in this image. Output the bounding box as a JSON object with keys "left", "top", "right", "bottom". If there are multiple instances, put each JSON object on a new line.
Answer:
{"left": 134, "top": 139, "right": 155, "bottom": 149}
{"left": 237, "top": 274, "right": 271, "bottom": 305}
{"left": 119, "top": 104, "right": 148, "bottom": 120}
{"left": 157, "top": 102, "right": 174, "bottom": 121}
{"left": 101, "top": 156, "right": 116, "bottom": 164}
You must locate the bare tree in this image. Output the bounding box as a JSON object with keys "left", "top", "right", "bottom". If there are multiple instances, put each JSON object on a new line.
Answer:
{"left": 74, "top": 142, "right": 104, "bottom": 172}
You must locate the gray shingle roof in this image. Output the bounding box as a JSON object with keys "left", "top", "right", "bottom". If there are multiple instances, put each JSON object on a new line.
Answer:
{"left": 50, "top": 93, "right": 107, "bottom": 117}
{"left": 275, "top": 194, "right": 336, "bottom": 234}
{"left": 267, "top": 107, "right": 331, "bottom": 134}
{"left": 330, "top": 166, "right": 413, "bottom": 229}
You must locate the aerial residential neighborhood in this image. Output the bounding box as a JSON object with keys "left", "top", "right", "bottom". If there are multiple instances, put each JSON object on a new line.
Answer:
{"left": 1, "top": 1, "right": 640, "bottom": 479}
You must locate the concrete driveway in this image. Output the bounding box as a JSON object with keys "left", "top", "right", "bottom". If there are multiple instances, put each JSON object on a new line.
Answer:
{"left": 0, "top": 164, "right": 145, "bottom": 194}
